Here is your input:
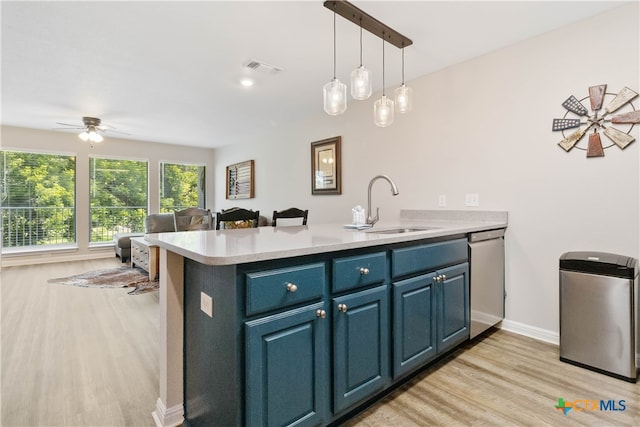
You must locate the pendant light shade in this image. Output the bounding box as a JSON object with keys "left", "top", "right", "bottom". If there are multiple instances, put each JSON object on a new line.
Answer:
{"left": 323, "top": 78, "right": 347, "bottom": 115}
{"left": 374, "top": 35, "right": 394, "bottom": 127}
{"left": 324, "top": 9, "right": 347, "bottom": 115}
{"left": 374, "top": 95, "right": 394, "bottom": 127}
{"left": 350, "top": 23, "right": 372, "bottom": 100}
{"left": 394, "top": 47, "right": 413, "bottom": 113}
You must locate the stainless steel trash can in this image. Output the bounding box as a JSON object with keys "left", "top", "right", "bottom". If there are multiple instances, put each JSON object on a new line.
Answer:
{"left": 559, "top": 251, "right": 638, "bottom": 382}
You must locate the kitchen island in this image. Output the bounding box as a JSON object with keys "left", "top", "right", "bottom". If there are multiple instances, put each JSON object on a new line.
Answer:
{"left": 146, "top": 210, "right": 507, "bottom": 427}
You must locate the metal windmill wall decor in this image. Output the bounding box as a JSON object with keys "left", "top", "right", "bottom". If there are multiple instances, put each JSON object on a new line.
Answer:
{"left": 553, "top": 84, "right": 640, "bottom": 157}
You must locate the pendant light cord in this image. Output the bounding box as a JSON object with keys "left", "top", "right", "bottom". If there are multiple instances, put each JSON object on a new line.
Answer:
{"left": 333, "top": 10, "right": 337, "bottom": 79}
{"left": 359, "top": 19, "right": 363, "bottom": 67}
{"left": 401, "top": 46, "right": 405, "bottom": 85}
{"left": 381, "top": 33, "right": 385, "bottom": 96}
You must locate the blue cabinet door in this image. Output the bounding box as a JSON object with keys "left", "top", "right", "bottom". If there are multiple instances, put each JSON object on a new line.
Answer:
{"left": 392, "top": 272, "right": 438, "bottom": 378}
{"left": 333, "top": 285, "right": 390, "bottom": 413}
{"left": 437, "top": 262, "right": 470, "bottom": 354}
{"left": 246, "top": 302, "right": 328, "bottom": 427}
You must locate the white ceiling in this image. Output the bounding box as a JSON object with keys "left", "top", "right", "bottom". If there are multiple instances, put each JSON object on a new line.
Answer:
{"left": 1, "top": 1, "right": 626, "bottom": 148}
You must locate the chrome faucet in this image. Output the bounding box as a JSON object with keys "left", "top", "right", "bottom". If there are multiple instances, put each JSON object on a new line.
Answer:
{"left": 366, "top": 175, "right": 399, "bottom": 225}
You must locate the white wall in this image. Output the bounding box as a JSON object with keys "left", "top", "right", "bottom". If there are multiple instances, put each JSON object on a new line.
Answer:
{"left": 1, "top": 125, "right": 215, "bottom": 265}
{"left": 213, "top": 3, "right": 640, "bottom": 336}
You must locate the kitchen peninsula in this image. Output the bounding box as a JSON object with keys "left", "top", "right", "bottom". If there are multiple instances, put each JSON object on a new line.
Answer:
{"left": 146, "top": 210, "right": 507, "bottom": 427}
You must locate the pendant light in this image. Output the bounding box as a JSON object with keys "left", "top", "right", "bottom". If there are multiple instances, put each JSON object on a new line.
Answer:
{"left": 323, "top": 8, "right": 347, "bottom": 115}
{"left": 374, "top": 34, "right": 394, "bottom": 127}
{"left": 350, "top": 19, "right": 372, "bottom": 100}
{"left": 394, "top": 46, "right": 413, "bottom": 113}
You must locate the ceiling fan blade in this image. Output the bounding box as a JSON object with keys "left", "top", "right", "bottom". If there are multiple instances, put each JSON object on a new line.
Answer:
{"left": 604, "top": 87, "right": 639, "bottom": 114}
{"left": 52, "top": 127, "right": 83, "bottom": 130}
{"left": 552, "top": 118, "right": 581, "bottom": 131}
{"left": 55, "top": 122, "right": 83, "bottom": 127}
{"left": 603, "top": 126, "right": 635, "bottom": 149}
{"left": 588, "top": 84, "right": 606, "bottom": 111}
{"left": 586, "top": 131, "right": 604, "bottom": 157}
{"left": 557, "top": 124, "right": 592, "bottom": 152}
{"left": 561, "top": 95, "right": 588, "bottom": 116}
{"left": 105, "top": 129, "right": 131, "bottom": 136}
{"left": 611, "top": 110, "right": 640, "bottom": 124}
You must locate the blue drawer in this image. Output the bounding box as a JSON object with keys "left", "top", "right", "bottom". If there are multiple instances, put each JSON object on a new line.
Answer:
{"left": 392, "top": 239, "right": 468, "bottom": 278}
{"left": 333, "top": 252, "right": 387, "bottom": 293}
{"left": 246, "top": 263, "right": 325, "bottom": 316}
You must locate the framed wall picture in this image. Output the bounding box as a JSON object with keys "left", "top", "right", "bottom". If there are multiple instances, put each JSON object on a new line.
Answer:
{"left": 226, "top": 160, "right": 254, "bottom": 199}
{"left": 311, "top": 136, "right": 341, "bottom": 195}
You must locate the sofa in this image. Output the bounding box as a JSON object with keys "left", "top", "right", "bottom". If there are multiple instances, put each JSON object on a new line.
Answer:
{"left": 114, "top": 213, "right": 176, "bottom": 262}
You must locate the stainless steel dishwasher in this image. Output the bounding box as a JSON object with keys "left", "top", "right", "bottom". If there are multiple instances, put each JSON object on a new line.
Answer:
{"left": 468, "top": 229, "right": 506, "bottom": 338}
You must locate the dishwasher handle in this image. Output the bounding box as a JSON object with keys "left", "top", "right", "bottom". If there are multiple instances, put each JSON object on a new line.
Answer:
{"left": 469, "top": 228, "right": 505, "bottom": 243}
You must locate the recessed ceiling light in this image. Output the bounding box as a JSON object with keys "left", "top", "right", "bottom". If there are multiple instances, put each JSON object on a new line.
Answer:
{"left": 240, "top": 78, "right": 255, "bottom": 87}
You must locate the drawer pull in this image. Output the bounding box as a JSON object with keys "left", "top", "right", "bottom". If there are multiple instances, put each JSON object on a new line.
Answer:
{"left": 316, "top": 309, "right": 327, "bottom": 319}
{"left": 359, "top": 267, "right": 370, "bottom": 275}
{"left": 441, "top": 274, "right": 447, "bottom": 281}
{"left": 338, "top": 303, "right": 348, "bottom": 313}
{"left": 286, "top": 283, "right": 298, "bottom": 293}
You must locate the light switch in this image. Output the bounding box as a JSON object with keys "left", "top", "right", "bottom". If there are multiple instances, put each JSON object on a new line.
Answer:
{"left": 201, "top": 292, "right": 213, "bottom": 317}
{"left": 438, "top": 195, "right": 447, "bottom": 207}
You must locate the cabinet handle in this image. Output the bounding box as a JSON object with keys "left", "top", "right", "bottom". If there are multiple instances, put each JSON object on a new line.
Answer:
{"left": 441, "top": 274, "right": 447, "bottom": 281}
{"left": 338, "top": 303, "right": 348, "bottom": 313}
{"left": 286, "top": 283, "right": 298, "bottom": 292}
{"left": 359, "top": 267, "right": 369, "bottom": 275}
{"left": 316, "top": 309, "right": 327, "bottom": 319}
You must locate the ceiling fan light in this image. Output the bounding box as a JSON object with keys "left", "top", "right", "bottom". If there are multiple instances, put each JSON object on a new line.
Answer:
{"left": 90, "top": 131, "right": 103, "bottom": 143}
{"left": 323, "top": 78, "right": 347, "bottom": 115}
{"left": 374, "top": 95, "right": 394, "bottom": 127}
{"left": 395, "top": 84, "right": 413, "bottom": 113}
{"left": 350, "top": 65, "right": 372, "bottom": 100}
{"left": 79, "top": 131, "right": 90, "bottom": 142}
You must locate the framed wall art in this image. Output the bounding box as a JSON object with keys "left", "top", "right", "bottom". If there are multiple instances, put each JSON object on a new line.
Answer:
{"left": 311, "top": 136, "right": 341, "bottom": 195}
{"left": 226, "top": 160, "right": 254, "bottom": 199}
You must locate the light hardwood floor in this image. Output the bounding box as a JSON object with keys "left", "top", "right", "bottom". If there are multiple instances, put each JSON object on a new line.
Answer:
{"left": 2, "top": 258, "right": 159, "bottom": 427}
{"left": 344, "top": 329, "right": 639, "bottom": 426}
{"left": 2, "top": 259, "right": 638, "bottom": 426}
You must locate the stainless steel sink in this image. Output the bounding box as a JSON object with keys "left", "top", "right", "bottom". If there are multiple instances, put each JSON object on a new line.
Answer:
{"left": 366, "top": 226, "right": 439, "bottom": 235}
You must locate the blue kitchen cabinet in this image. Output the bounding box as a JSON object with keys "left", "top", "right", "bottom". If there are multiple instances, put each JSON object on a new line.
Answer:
{"left": 437, "top": 262, "right": 470, "bottom": 354}
{"left": 333, "top": 285, "right": 390, "bottom": 413}
{"left": 392, "top": 272, "right": 438, "bottom": 378}
{"left": 183, "top": 237, "right": 471, "bottom": 426}
{"left": 391, "top": 240, "right": 469, "bottom": 379}
{"left": 245, "top": 302, "right": 329, "bottom": 427}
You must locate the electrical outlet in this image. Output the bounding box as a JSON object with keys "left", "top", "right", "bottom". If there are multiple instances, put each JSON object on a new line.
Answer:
{"left": 438, "top": 195, "right": 447, "bottom": 207}
{"left": 201, "top": 292, "right": 213, "bottom": 317}
{"left": 465, "top": 193, "right": 480, "bottom": 207}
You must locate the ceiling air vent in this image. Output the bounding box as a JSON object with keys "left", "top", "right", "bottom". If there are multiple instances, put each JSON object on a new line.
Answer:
{"left": 243, "top": 59, "right": 283, "bottom": 74}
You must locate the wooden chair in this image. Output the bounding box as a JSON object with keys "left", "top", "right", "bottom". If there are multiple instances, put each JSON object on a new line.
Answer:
{"left": 173, "top": 207, "right": 213, "bottom": 231}
{"left": 272, "top": 208, "right": 308, "bottom": 226}
{"left": 215, "top": 207, "right": 260, "bottom": 230}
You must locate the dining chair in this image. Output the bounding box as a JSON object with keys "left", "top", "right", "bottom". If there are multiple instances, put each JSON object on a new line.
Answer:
{"left": 272, "top": 208, "right": 308, "bottom": 226}
{"left": 215, "top": 207, "right": 260, "bottom": 230}
{"left": 173, "top": 207, "right": 213, "bottom": 231}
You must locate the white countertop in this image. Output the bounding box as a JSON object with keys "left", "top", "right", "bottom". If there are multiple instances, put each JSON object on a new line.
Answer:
{"left": 145, "top": 210, "right": 507, "bottom": 266}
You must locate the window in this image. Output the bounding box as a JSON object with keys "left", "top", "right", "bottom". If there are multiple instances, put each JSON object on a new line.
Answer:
{"left": 1, "top": 150, "right": 76, "bottom": 248}
{"left": 89, "top": 157, "right": 148, "bottom": 243}
{"left": 160, "top": 162, "right": 205, "bottom": 212}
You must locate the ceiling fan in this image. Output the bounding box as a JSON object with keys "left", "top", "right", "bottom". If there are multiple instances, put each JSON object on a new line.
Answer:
{"left": 54, "top": 116, "right": 129, "bottom": 145}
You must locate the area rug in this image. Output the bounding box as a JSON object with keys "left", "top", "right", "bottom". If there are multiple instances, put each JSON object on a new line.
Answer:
{"left": 48, "top": 267, "right": 158, "bottom": 295}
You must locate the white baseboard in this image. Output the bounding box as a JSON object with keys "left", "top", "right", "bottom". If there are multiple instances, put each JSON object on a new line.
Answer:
{"left": 499, "top": 319, "right": 559, "bottom": 345}
{"left": 152, "top": 398, "right": 184, "bottom": 427}
{"left": 1, "top": 249, "right": 114, "bottom": 267}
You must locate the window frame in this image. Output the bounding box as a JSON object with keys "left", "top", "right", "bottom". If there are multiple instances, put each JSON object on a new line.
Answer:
{"left": 1, "top": 147, "right": 78, "bottom": 252}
